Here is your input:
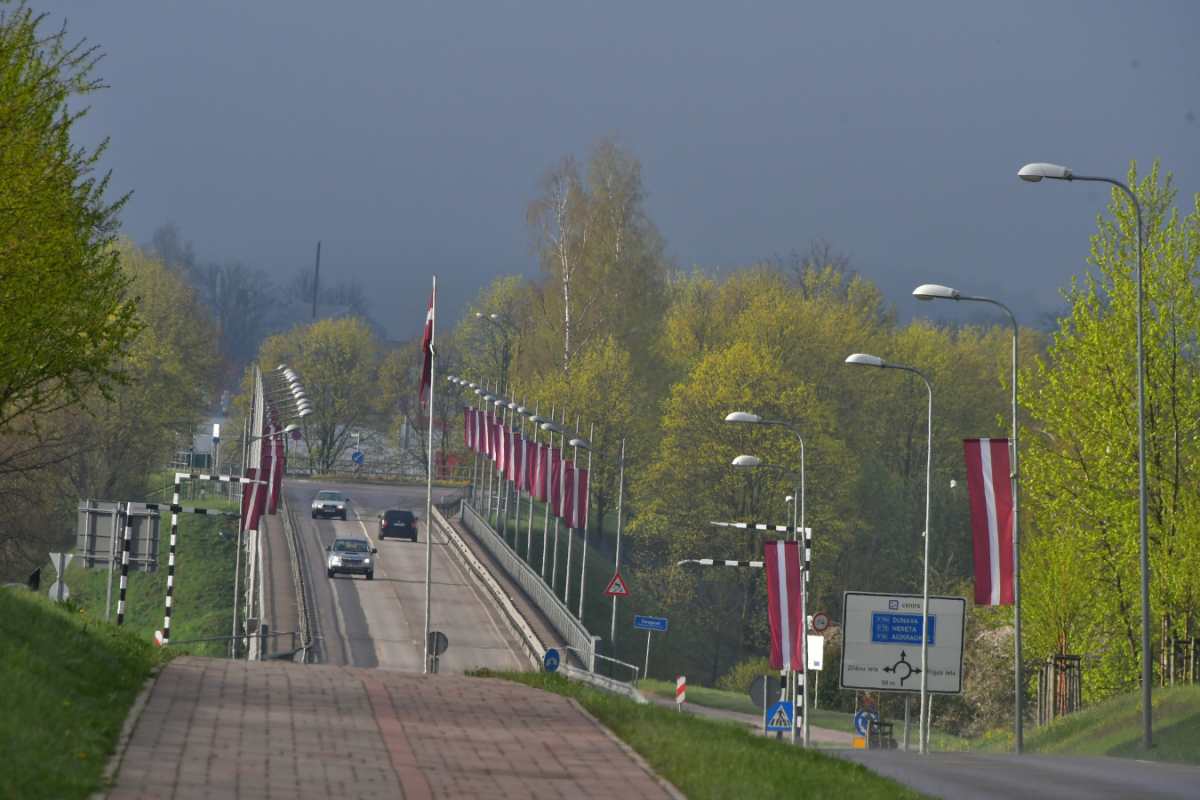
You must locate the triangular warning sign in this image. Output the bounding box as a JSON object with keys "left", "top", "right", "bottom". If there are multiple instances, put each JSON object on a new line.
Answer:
{"left": 604, "top": 572, "right": 630, "bottom": 596}
{"left": 767, "top": 703, "right": 792, "bottom": 730}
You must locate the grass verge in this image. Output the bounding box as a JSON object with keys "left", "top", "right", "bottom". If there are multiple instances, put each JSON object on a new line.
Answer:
{"left": 63, "top": 511, "right": 239, "bottom": 657}
{"left": 0, "top": 588, "right": 172, "bottom": 799}
{"left": 963, "top": 684, "right": 1200, "bottom": 764}
{"left": 637, "top": 678, "right": 965, "bottom": 749}
{"left": 471, "top": 669, "right": 934, "bottom": 800}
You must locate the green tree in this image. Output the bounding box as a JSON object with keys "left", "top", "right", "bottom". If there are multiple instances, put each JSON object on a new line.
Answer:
{"left": 257, "top": 318, "right": 380, "bottom": 470}
{"left": 61, "top": 241, "right": 220, "bottom": 502}
{"left": 0, "top": 4, "right": 139, "bottom": 442}
{"left": 526, "top": 135, "right": 671, "bottom": 381}
{"left": 1020, "top": 161, "right": 1200, "bottom": 700}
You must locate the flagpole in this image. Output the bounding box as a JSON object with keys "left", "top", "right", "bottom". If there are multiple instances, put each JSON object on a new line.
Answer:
{"left": 423, "top": 277, "right": 437, "bottom": 674}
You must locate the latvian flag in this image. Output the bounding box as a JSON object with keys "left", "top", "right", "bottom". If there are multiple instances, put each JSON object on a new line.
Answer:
{"left": 553, "top": 459, "right": 572, "bottom": 518}
{"left": 538, "top": 447, "right": 559, "bottom": 503}
{"left": 963, "top": 438, "right": 1014, "bottom": 606}
{"left": 506, "top": 432, "right": 524, "bottom": 484}
{"left": 564, "top": 468, "right": 589, "bottom": 529}
{"left": 765, "top": 540, "right": 804, "bottom": 671}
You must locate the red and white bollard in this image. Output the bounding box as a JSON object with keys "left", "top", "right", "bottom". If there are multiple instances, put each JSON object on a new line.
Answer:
{"left": 676, "top": 676, "right": 686, "bottom": 711}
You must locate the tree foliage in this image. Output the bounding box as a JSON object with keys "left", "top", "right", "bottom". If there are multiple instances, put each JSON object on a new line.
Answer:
{"left": 256, "top": 317, "right": 380, "bottom": 470}
{"left": 0, "top": 4, "right": 139, "bottom": 438}
{"left": 1020, "top": 161, "right": 1200, "bottom": 700}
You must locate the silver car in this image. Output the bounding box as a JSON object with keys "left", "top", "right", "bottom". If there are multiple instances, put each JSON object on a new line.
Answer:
{"left": 326, "top": 536, "right": 376, "bottom": 580}
{"left": 311, "top": 490, "right": 347, "bottom": 520}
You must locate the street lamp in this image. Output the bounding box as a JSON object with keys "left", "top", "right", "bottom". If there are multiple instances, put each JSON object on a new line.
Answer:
{"left": 570, "top": 437, "right": 626, "bottom": 668}
{"left": 727, "top": 411, "right": 811, "bottom": 745}
{"left": 732, "top": 453, "right": 807, "bottom": 745}
{"left": 845, "top": 352, "right": 934, "bottom": 754}
{"left": 1019, "top": 162, "right": 1152, "bottom": 749}
{"left": 914, "top": 283, "right": 1025, "bottom": 752}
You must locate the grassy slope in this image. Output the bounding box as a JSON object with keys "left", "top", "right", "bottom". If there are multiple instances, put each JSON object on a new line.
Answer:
{"left": 637, "top": 678, "right": 966, "bottom": 749}
{"left": 475, "top": 670, "right": 933, "bottom": 800}
{"left": 966, "top": 684, "right": 1200, "bottom": 764}
{"left": 64, "top": 507, "right": 239, "bottom": 657}
{"left": 0, "top": 589, "right": 171, "bottom": 799}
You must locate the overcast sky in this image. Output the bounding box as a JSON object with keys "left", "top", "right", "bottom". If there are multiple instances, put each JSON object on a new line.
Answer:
{"left": 41, "top": 1, "right": 1200, "bottom": 340}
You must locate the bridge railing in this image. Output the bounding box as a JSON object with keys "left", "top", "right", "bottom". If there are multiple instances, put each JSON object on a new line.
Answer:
{"left": 460, "top": 501, "right": 595, "bottom": 671}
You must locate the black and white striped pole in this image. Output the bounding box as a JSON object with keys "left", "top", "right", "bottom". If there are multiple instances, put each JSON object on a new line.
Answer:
{"left": 116, "top": 504, "right": 132, "bottom": 625}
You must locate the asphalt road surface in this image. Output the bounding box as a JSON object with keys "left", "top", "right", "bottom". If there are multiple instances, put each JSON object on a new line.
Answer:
{"left": 841, "top": 750, "right": 1200, "bottom": 800}
{"left": 283, "top": 479, "right": 526, "bottom": 674}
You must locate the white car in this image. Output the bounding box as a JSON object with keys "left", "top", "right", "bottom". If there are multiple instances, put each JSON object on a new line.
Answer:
{"left": 311, "top": 490, "right": 347, "bottom": 520}
{"left": 326, "top": 536, "right": 376, "bottom": 580}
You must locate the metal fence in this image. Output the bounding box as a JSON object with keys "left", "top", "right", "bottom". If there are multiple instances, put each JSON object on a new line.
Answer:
{"left": 1036, "top": 654, "right": 1082, "bottom": 726}
{"left": 461, "top": 501, "right": 595, "bottom": 671}
{"left": 285, "top": 457, "right": 472, "bottom": 483}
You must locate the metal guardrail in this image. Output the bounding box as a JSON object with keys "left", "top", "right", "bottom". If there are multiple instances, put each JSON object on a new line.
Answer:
{"left": 461, "top": 501, "right": 596, "bottom": 672}
{"left": 280, "top": 493, "right": 312, "bottom": 663}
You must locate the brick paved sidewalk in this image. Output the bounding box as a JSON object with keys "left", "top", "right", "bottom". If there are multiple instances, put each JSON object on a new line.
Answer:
{"left": 107, "top": 657, "right": 680, "bottom": 800}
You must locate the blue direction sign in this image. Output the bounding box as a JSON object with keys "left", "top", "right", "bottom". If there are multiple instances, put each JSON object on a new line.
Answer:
{"left": 351, "top": 451, "right": 364, "bottom": 464}
{"left": 854, "top": 708, "right": 880, "bottom": 736}
{"left": 634, "top": 615, "right": 668, "bottom": 631}
{"left": 766, "top": 701, "right": 794, "bottom": 732}
{"left": 871, "top": 612, "right": 936, "bottom": 646}
{"left": 543, "top": 648, "right": 560, "bottom": 673}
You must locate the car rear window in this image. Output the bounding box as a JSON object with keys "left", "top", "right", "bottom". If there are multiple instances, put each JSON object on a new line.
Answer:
{"left": 384, "top": 509, "right": 414, "bottom": 522}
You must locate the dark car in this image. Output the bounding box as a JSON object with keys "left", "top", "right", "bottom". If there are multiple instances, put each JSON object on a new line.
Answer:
{"left": 379, "top": 508, "right": 418, "bottom": 541}
{"left": 326, "top": 536, "right": 376, "bottom": 579}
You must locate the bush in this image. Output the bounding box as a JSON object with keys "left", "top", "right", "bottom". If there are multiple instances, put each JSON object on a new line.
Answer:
{"left": 715, "top": 655, "right": 773, "bottom": 694}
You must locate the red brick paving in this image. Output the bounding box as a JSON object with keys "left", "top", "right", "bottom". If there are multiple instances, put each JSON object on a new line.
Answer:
{"left": 107, "top": 657, "right": 679, "bottom": 799}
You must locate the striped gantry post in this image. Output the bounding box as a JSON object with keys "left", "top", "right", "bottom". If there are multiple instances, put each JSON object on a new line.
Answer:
{"left": 145, "top": 472, "right": 259, "bottom": 643}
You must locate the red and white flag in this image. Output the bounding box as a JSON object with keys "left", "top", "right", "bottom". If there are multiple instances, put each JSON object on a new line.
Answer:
{"left": 963, "top": 438, "right": 1015, "bottom": 606}
{"left": 765, "top": 540, "right": 804, "bottom": 671}
{"left": 507, "top": 433, "right": 524, "bottom": 484}
{"left": 565, "top": 468, "right": 589, "bottom": 529}
{"left": 418, "top": 289, "right": 435, "bottom": 409}
{"left": 538, "top": 447, "right": 559, "bottom": 503}
{"left": 463, "top": 407, "right": 473, "bottom": 450}
{"left": 554, "top": 460, "right": 572, "bottom": 519}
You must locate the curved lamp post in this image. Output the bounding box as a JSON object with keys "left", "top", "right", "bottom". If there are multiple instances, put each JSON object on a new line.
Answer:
{"left": 914, "top": 283, "right": 1025, "bottom": 753}
{"left": 845, "top": 353, "right": 934, "bottom": 754}
{"left": 732, "top": 453, "right": 806, "bottom": 745}
{"left": 1019, "top": 162, "right": 1152, "bottom": 750}
{"left": 570, "top": 437, "right": 626, "bottom": 666}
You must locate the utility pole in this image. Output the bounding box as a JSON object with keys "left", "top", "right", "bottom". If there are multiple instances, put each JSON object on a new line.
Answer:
{"left": 312, "top": 241, "right": 321, "bottom": 320}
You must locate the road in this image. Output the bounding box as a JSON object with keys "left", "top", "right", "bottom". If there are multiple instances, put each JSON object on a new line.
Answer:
{"left": 281, "top": 479, "right": 526, "bottom": 673}
{"left": 841, "top": 750, "right": 1200, "bottom": 800}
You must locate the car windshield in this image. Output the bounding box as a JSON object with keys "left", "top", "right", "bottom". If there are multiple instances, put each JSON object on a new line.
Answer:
{"left": 316, "top": 491, "right": 343, "bottom": 501}
{"left": 333, "top": 539, "right": 369, "bottom": 552}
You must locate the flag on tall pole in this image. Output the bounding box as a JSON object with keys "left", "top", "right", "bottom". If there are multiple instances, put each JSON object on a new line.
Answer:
{"left": 419, "top": 289, "right": 435, "bottom": 409}
{"left": 421, "top": 279, "right": 437, "bottom": 673}
{"left": 963, "top": 438, "right": 1015, "bottom": 605}
{"left": 765, "top": 540, "right": 803, "bottom": 671}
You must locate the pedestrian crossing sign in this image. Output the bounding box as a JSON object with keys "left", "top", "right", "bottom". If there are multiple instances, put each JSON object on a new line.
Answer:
{"left": 766, "top": 701, "right": 794, "bottom": 731}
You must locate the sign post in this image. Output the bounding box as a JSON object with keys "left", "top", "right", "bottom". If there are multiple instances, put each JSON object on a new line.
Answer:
{"left": 634, "top": 615, "right": 667, "bottom": 684}
{"left": 676, "top": 676, "right": 686, "bottom": 711}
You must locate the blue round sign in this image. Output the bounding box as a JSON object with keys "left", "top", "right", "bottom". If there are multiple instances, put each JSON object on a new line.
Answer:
{"left": 854, "top": 708, "right": 879, "bottom": 736}
{"left": 351, "top": 451, "right": 364, "bottom": 464}
{"left": 543, "top": 648, "right": 560, "bottom": 673}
